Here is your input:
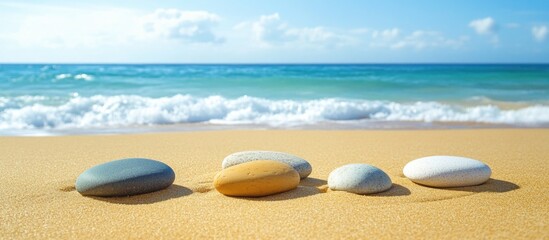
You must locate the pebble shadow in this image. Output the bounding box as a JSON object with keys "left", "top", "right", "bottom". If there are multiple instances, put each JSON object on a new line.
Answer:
{"left": 413, "top": 178, "right": 520, "bottom": 193}
{"left": 239, "top": 177, "right": 327, "bottom": 201}
{"left": 369, "top": 184, "right": 411, "bottom": 197}
{"left": 299, "top": 177, "right": 327, "bottom": 187}
{"left": 89, "top": 184, "right": 193, "bottom": 205}
{"left": 239, "top": 186, "right": 321, "bottom": 201}
{"left": 443, "top": 178, "right": 520, "bottom": 193}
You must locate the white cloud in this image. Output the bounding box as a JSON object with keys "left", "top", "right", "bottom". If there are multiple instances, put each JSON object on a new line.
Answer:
{"left": 350, "top": 28, "right": 370, "bottom": 34}
{"left": 141, "top": 9, "right": 223, "bottom": 43}
{"left": 390, "top": 31, "right": 469, "bottom": 50}
{"left": 245, "top": 13, "right": 353, "bottom": 48}
{"left": 251, "top": 13, "right": 288, "bottom": 43}
{"left": 286, "top": 27, "right": 344, "bottom": 45}
{"left": 11, "top": 8, "right": 141, "bottom": 48}
{"left": 8, "top": 7, "right": 223, "bottom": 49}
{"left": 366, "top": 29, "right": 468, "bottom": 50}
{"left": 469, "top": 17, "right": 497, "bottom": 35}
{"left": 372, "top": 28, "right": 399, "bottom": 40}
{"left": 532, "top": 25, "right": 548, "bottom": 42}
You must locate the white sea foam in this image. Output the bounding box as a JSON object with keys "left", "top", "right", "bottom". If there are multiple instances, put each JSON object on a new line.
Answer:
{"left": 74, "top": 74, "right": 93, "bottom": 81}
{"left": 55, "top": 74, "right": 72, "bottom": 80}
{"left": 54, "top": 73, "right": 93, "bottom": 81}
{"left": 0, "top": 95, "right": 548, "bottom": 131}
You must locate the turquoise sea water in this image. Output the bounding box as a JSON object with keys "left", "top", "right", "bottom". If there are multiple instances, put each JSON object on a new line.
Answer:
{"left": 1, "top": 64, "right": 549, "bottom": 135}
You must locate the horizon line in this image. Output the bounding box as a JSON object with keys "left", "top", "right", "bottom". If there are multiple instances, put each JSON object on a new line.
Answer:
{"left": 1, "top": 62, "right": 549, "bottom": 65}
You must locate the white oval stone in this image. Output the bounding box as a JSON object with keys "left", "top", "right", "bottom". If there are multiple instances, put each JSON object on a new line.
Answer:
{"left": 328, "top": 164, "right": 392, "bottom": 194}
{"left": 222, "top": 151, "right": 312, "bottom": 179}
{"left": 403, "top": 156, "right": 492, "bottom": 188}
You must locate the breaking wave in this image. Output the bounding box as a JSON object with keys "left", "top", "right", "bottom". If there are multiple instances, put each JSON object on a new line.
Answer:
{"left": 1, "top": 94, "right": 548, "bottom": 131}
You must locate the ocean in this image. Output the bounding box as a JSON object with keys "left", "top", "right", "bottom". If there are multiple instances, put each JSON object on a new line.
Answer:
{"left": 1, "top": 64, "right": 548, "bottom": 135}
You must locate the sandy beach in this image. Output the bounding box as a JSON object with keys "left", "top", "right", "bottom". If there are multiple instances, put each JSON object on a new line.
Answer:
{"left": 1, "top": 129, "right": 548, "bottom": 239}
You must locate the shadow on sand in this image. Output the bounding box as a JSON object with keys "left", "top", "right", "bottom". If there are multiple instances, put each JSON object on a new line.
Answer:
{"left": 414, "top": 178, "right": 520, "bottom": 193}
{"left": 89, "top": 184, "right": 193, "bottom": 205}
{"left": 239, "top": 178, "right": 415, "bottom": 200}
{"left": 299, "top": 177, "right": 327, "bottom": 187}
{"left": 239, "top": 178, "right": 327, "bottom": 201}
{"left": 370, "top": 184, "right": 411, "bottom": 197}
{"left": 443, "top": 178, "right": 520, "bottom": 193}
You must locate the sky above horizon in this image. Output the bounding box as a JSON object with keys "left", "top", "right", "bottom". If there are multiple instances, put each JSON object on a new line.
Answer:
{"left": 0, "top": 0, "right": 548, "bottom": 63}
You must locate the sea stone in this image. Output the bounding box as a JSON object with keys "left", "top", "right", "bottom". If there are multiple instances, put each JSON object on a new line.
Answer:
{"left": 328, "top": 164, "right": 392, "bottom": 194}
{"left": 403, "top": 156, "right": 491, "bottom": 188}
{"left": 76, "top": 158, "right": 175, "bottom": 197}
{"left": 222, "top": 151, "right": 312, "bottom": 179}
{"left": 214, "top": 160, "right": 300, "bottom": 197}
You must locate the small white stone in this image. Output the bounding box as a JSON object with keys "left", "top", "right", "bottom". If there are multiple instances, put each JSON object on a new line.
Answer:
{"left": 222, "top": 151, "right": 312, "bottom": 179}
{"left": 403, "top": 156, "right": 491, "bottom": 188}
{"left": 328, "top": 164, "right": 392, "bottom": 194}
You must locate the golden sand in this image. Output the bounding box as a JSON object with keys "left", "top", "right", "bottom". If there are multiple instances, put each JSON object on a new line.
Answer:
{"left": 1, "top": 129, "right": 548, "bottom": 239}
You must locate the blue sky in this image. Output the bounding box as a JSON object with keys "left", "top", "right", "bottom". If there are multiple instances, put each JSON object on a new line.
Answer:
{"left": 0, "top": 0, "right": 548, "bottom": 63}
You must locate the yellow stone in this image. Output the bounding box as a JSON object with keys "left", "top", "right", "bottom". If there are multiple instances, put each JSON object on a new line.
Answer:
{"left": 214, "top": 160, "right": 300, "bottom": 197}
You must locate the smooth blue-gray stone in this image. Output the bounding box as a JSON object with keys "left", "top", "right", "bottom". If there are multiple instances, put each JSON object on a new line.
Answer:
{"left": 76, "top": 158, "right": 175, "bottom": 197}
{"left": 328, "top": 164, "right": 392, "bottom": 194}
